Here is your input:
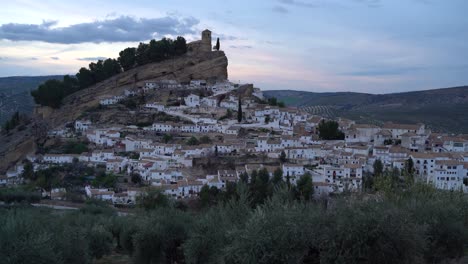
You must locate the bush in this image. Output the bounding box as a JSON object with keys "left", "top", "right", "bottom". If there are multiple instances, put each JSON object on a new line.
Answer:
{"left": 0, "top": 188, "right": 41, "bottom": 204}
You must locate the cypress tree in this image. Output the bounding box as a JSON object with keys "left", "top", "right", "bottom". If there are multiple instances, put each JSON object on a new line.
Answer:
{"left": 215, "top": 38, "right": 220, "bottom": 51}
{"left": 237, "top": 95, "right": 242, "bottom": 123}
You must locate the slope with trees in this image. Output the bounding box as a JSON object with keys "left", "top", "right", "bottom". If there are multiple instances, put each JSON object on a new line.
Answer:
{"left": 31, "top": 37, "right": 188, "bottom": 108}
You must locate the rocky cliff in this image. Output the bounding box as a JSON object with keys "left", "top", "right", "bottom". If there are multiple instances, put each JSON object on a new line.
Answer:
{"left": 0, "top": 50, "right": 228, "bottom": 173}
{"left": 44, "top": 50, "right": 228, "bottom": 127}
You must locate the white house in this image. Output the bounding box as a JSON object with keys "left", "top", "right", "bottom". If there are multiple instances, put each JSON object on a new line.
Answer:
{"left": 282, "top": 163, "right": 305, "bottom": 184}
{"left": 431, "top": 160, "right": 467, "bottom": 192}
{"left": 75, "top": 120, "right": 92, "bottom": 132}
{"left": 100, "top": 95, "right": 124, "bottom": 105}
{"left": 184, "top": 94, "right": 200, "bottom": 107}
{"left": 200, "top": 97, "right": 218, "bottom": 107}
{"left": 190, "top": 80, "right": 207, "bottom": 86}
{"left": 144, "top": 82, "right": 159, "bottom": 90}
{"left": 85, "top": 186, "right": 114, "bottom": 202}
{"left": 43, "top": 154, "right": 77, "bottom": 164}
{"left": 383, "top": 122, "right": 426, "bottom": 139}
{"left": 145, "top": 102, "right": 165, "bottom": 111}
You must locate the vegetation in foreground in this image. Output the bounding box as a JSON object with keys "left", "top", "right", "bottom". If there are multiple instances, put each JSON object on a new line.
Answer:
{"left": 0, "top": 181, "right": 467, "bottom": 264}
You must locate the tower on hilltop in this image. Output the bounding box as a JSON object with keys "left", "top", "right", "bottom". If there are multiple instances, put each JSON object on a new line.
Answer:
{"left": 201, "top": 29, "right": 212, "bottom": 52}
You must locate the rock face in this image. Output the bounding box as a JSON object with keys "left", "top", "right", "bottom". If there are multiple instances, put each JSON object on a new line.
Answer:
{"left": 42, "top": 51, "right": 228, "bottom": 127}
{"left": 0, "top": 49, "right": 228, "bottom": 173}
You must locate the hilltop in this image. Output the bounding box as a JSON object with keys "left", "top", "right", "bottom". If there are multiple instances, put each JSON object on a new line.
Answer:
{"left": 264, "top": 86, "right": 468, "bottom": 133}
{"left": 0, "top": 31, "right": 228, "bottom": 173}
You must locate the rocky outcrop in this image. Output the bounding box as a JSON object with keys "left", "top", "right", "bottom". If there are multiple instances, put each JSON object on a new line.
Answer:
{"left": 46, "top": 50, "right": 228, "bottom": 127}
{"left": 0, "top": 50, "right": 228, "bottom": 173}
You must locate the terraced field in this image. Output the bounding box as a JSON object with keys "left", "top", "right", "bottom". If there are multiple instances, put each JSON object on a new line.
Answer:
{"left": 301, "top": 105, "right": 337, "bottom": 118}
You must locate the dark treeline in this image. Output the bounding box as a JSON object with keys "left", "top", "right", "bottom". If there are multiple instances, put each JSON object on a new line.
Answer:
{"left": 1, "top": 111, "right": 29, "bottom": 134}
{"left": 1, "top": 182, "right": 467, "bottom": 264}
{"left": 31, "top": 37, "right": 187, "bottom": 108}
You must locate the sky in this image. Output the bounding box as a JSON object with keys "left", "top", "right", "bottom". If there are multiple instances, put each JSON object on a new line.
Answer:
{"left": 0, "top": 0, "right": 467, "bottom": 94}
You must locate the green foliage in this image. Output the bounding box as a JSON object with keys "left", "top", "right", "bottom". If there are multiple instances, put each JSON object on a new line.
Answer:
{"left": 271, "top": 168, "right": 283, "bottom": 186}
{"left": 135, "top": 37, "right": 187, "bottom": 66}
{"left": 118, "top": 47, "right": 137, "bottom": 71}
{"left": 80, "top": 199, "right": 116, "bottom": 216}
{"left": 0, "top": 184, "right": 466, "bottom": 264}
{"left": 131, "top": 173, "right": 142, "bottom": 185}
{"left": 373, "top": 159, "right": 384, "bottom": 176}
{"left": 279, "top": 150, "right": 287, "bottom": 163}
{"left": 31, "top": 36, "right": 187, "bottom": 108}
{"left": 405, "top": 157, "right": 415, "bottom": 175}
{"left": 265, "top": 97, "right": 286, "bottom": 107}
{"left": 384, "top": 139, "right": 393, "bottom": 145}
{"left": 21, "top": 160, "right": 34, "bottom": 180}
{"left": 35, "top": 166, "right": 62, "bottom": 191}
{"left": 186, "top": 136, "right": 200, "bottom": 146}
{"left": 199, "top": 135, "right": 212, "bottom": 144}
{"left": 31, "top": 79, "right": 66, "bottom": 108}
{"left": 64, "top": 141, "right": 89, "bottom": 154}
{"left": 237, "top": 96, "right": 242, "bottom": 123}
{"left": 0, "top": 188, "right": 41, "bottom": 203}
{"left": 132, "top": 209, "right": 192, "bottom": 264}
{"left": 2, "top": 111, "right": 26, "bottom": 133}
{"left": 317, "top": 119, "right": 345, "bottom": 140}
{"left": 162, "top": 133, "right": 173, "bottom": 143}
{"left": 88, "top": 225, "right": 113, "bottom": 259}
{"left": 137, "top": 188, "right": 171, "bottom": 210}
{"left": 92, "top": 173, "right": 117, "bottom": 188}
{"left": 295, "top": 172, "right": 313, "bottom": 200}
{"left": 121, "top": 97, "right": 138, "bottom": 109}
{"left": 0, "top": 207, "right": 115, "bottom": 264}
{"left": 136, "top": 121, "right": 152, "bottom": 128}
{"left": 215, "top": 37, "right": 220, "bottom": 51}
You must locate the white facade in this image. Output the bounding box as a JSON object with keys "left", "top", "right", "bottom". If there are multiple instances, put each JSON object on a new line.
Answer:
{"left": 75, "top": 120, "right": 92, "bottom": 132}
{"left": 185, "top": 94, "right": 200, "bottom": 107}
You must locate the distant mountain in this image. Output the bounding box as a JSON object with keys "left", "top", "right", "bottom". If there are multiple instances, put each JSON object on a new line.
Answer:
{"left": 264, "top": 86, "right": 468, "bottom": 133}
{"left": 0, "top": 75, "right": 63, "bottom": 125}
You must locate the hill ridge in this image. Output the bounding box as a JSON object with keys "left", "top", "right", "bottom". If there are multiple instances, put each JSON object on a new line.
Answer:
{"left": 265, "top": 86, "right": 468, "bottom": 133}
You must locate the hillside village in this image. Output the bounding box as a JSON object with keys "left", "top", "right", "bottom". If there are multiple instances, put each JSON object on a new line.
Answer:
{"left": 1, "top": 30, "right": 468, "bottom": 206}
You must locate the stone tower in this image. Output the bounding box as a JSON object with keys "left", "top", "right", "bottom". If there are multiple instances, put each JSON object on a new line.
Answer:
{"left": 201, "top": 29, "right": 212, "bottom": 52}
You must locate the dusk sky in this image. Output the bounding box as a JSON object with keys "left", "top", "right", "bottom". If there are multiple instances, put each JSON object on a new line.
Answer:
{"left": 0, "top": 0, "right": 467, "bottom": 93}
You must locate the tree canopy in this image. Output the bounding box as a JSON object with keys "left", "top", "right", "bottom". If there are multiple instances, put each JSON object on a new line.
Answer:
{"left": 317, "top": 120, "right": 345, "bottom": 140}
{"left": 31, "top": 36, "right": 187, "bottom": 108}
{"left": 1, "top": 182, "right": 467, "bottom": 264}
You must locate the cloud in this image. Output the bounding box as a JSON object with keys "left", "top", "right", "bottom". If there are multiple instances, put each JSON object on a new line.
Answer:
{"left": 50, "top": 57, "right": 60, "bottom": 60}
{"left": 29, "top": 57, "right": 38, "bottom": 60}
{"left": 0, "top": 15, "right": 199, "bottom": 44}
{"left": 353, "top": 0, "right": 381, "bottom": 8}
{"left": 77, "top": 57, "right": 107, "bottom": 61}
{"left": 341, "top": 66, "right": 426, "bottom": 77}
{"left": 229, "top": 45, "right": 253, "bottom": 49}
{"left": 212, "top": 33, "right": 239, "bottom": 41}
{"left": 272, "top": 6, "right": 289, "bottom": 13}
{"left": 278, "top": 0, "right": 317, "bottom": 8}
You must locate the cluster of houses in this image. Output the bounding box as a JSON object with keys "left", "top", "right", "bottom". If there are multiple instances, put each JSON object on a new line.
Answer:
{"left": 3, "top": 79, "right": 468, "bottom": 204}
